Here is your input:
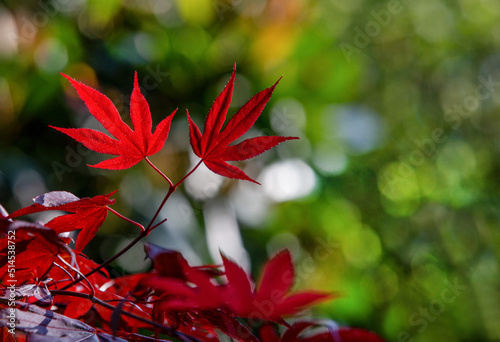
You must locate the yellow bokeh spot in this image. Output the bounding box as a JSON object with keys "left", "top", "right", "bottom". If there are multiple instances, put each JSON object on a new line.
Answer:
{"left": 87, "top": 0, "right": 122, "bottom": 25}
{"left": 251, "top": 24, "right": 298, "bottom": 70}
{"left": 176, "top": 0, "right": 215, "bottom": 25}
{"left": 320, "top": 198, "right": 362, "bottom": 237}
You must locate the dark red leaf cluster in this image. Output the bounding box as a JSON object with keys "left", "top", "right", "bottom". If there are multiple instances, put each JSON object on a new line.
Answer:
{"left": 144, "top": 247, "right": 330, "bottom": 320}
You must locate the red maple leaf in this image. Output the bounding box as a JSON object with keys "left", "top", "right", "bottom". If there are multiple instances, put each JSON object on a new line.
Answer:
{"left": 7, "top": 191, "right": 116, "bottom": 251}
{"left": 187, "top": 64, "right": 298, "bottom": 183}
{"left": 51, "top": 72, "right": 177, "bottom": 170}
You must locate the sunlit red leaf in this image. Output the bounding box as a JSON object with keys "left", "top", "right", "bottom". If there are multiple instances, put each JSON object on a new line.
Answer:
{"left": 187, "top": 64, "right": 298, "bottom": 183}
{"left": 221, "top": 253, "right": 253, "bottom": 315}
{"left": 7, "top": 191, "right": 116, "bottom": 251}
{"left": 256, "top": 250, "right": 294, "bottom": 302}
{"left": 104, "top": 273, "right": 151, "bottom": 299}
{"left": 144, "top": 243, "right": 190, "bottom": 279}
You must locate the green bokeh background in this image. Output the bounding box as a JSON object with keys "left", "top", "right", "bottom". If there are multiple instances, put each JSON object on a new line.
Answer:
{"left": 1, "top": 0, "right": 499, "bottom": 341}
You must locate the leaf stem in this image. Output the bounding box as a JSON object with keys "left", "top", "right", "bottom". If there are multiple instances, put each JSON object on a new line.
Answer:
{"left": 53, "top": 262, "right": 76, "bottom": 283}
{"left": 108, "top": 207, "right": 145, "bottom": 232}
{"left": 145, "top": 187, "right": 174, "bottom": 233}
{"left": 149, "top": 217, "right": 168, "bottom": 231}
{"left": 144, "top": 159, "right": 203, "bottom": 233}
{"left": 59, "top": 232, "right": 147, "bottom": 290}
{"left": 145, "top": 157, "right": 173, "bottom": 187}
{"left": 56, "top": 255, "right": 95, "bottom": 299}
{"left": 173, "top": 159, "right": 203, "bottom": 190}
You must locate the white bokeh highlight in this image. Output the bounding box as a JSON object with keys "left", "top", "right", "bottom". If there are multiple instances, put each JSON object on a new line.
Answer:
{"left": 260, "top": 159, "right": 317, "bottom": 202}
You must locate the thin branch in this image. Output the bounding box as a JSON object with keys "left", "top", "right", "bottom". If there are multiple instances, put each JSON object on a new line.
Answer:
{"left": 149, "top": 217, "right": 168, "bottom": 231}
{"left": 145, "top": 157, "right": 173, "bottom": 187}
{"left": 57, "top": 255, "right": 95, "bottom": 298}
{"left": 59, "top": 232, "right": 147, "bottom": 291}
{"left": 61, "top": 160, "right": 204, "bottom": 291}
{"left": 144, "top": 159, "right": 202, "bottom": 234}
{"left": 145, "top": 186, "right": 174, "bottom": 233}
{"left": 52, "top": 261, "right": 75, "bottom": 284}
{"left": 108, "top": 207, "right": 145, "bottom": 232}
{"left": 173, "top": 159, "right": 203, "bottom": 189}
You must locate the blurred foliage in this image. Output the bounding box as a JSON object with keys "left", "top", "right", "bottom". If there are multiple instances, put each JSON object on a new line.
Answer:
{"left": 1, "top": 0, "right": 500, "bottom": 341}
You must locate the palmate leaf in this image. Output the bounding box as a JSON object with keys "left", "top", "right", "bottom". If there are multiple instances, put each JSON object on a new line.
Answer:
{"left": 7, "top": 191, "right": 116, "bottom": 251}
{"left": 223, "top": 250, "right": 331, "bottom": 320}
{"left": 52, "top": 72, "right": 176, "bottom": 170}
{"left": 187, "top": 64, "right": 298, "bottom": 184}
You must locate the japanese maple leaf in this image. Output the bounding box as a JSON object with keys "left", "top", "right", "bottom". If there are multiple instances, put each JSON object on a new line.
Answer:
{"left": 51, "top": 72, "right": 177, "bottom": 170}
{"left": 7, "top": 191, "right": 116, "bottom": 251}
{"left": 187, "top": 64, "right": 298, "bottom": 183}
